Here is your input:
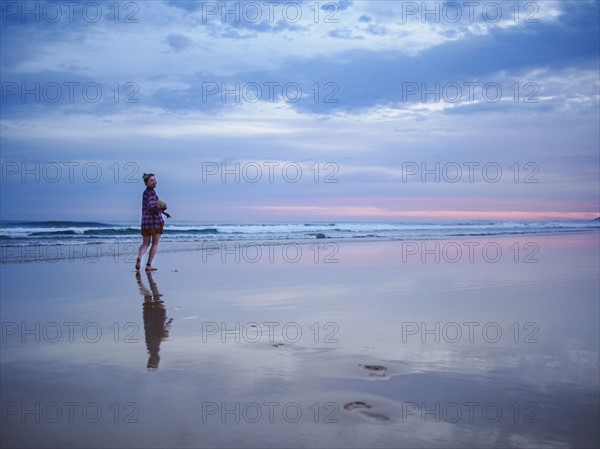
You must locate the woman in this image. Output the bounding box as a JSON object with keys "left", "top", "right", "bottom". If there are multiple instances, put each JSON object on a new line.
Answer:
{"left": 136, "top": 173, "right": 171, "bottom": 271}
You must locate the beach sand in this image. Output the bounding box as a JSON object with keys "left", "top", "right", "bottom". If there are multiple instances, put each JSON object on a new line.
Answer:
{"left": 1, "top": 233, "right": 598, "bottom": 448}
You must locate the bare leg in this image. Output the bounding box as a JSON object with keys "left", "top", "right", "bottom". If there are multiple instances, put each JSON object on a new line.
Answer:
{"left": 137, "top": 236, "right": 151, "bottom": 270}
{"left": 138, "top": 235, "right": 151, "bottom": 258}
{"left": 146, "top": 233, "right": 161, "bottom": 270}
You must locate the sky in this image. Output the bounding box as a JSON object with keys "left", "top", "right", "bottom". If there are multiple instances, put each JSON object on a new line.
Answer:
{"left": 0, "top": 0, "right": 599, "bottom": 223}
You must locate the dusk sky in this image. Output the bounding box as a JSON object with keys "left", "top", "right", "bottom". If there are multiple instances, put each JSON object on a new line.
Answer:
{"left": 1, "top": 0, "right": 598, "bottom": 222}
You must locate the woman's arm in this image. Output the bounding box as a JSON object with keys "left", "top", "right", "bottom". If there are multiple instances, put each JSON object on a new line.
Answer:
{"left": 146, "top": 190, "right": 161, "bottom": 215}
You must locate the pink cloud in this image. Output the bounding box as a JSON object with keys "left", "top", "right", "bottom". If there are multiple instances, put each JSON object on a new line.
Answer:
{"left": 246, "top": 205, "right": 598, "bottom": 221}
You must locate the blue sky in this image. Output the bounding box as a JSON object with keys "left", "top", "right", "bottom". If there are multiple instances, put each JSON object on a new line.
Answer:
{"left": 1, "top": 0, "right": 598, "bottom": 222}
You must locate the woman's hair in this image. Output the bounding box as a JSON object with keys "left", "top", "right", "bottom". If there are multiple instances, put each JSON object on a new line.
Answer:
{"left": 143, "top": 173, "right": 155, "bottom": 184}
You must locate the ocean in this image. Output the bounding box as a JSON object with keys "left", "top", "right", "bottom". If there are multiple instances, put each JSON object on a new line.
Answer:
{"left": 1, "top": 219, "right": 598, "bottom": 263}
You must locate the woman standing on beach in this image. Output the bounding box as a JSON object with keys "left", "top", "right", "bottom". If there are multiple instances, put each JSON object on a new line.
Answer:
{"left": 136, "top": 173, "right": 171, "bottom": 272}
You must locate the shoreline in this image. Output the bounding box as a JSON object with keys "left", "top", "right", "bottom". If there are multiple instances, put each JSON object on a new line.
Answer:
{"left": 1, "top": 228, "right": 598, "bottom": 264}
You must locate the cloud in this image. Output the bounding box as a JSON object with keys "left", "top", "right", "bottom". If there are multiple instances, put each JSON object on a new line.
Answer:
{"left": 164, "top": 1, "right": 204, "bottom": 12}
{"left": 164, "top": 33, "right": 193, "bottom": 52}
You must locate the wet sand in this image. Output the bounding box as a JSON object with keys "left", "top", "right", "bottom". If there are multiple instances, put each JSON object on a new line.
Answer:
{"left": 1, "top": 233, "right": 599, "bottom": 448}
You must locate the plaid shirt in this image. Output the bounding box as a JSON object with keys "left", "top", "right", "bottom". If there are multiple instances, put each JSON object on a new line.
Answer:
{"left": 141, "top": 187, "right": 164, "bottom": 231}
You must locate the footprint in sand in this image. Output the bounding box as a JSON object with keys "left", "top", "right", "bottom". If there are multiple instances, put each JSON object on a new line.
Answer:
{"left": 343, "top": 401, "right": 371, "bottom": 411}
{"left": 359, "top": 364, "right": 388, "bottom": 377}
{"left": 343, "top": 401, "right": 391, "bottom": 423}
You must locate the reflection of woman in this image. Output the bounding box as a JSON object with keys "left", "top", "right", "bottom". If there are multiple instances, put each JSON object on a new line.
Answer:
{"left": 136, "top": 173, "right": 171, "bottom": 272}
{"left": 136, "top": 271, "right": 173, "bottom": 370}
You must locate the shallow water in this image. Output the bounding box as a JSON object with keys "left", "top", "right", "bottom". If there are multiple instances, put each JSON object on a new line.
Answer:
{"left": 1, "top": 234, "right": 598, "bottom": 448}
